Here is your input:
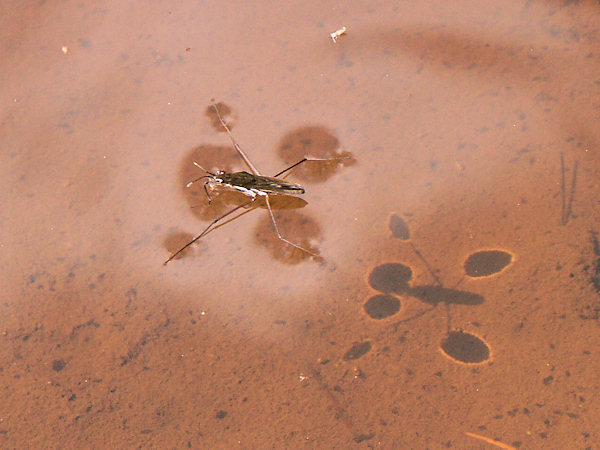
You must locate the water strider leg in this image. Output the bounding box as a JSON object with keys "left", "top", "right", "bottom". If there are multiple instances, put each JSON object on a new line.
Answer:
{"left": 211, "top": 102, "right": 261, "bottom": 176}
{"left": 262, "top": 193, "right": 318, "bottom": 257}
{"left": 212, "top": 101, "right": 349, "bottom": 179}
{"left": 273, "top": 156, "right": 351, "bottom": 178}
{"left": 203, "top": 181, "right": 213, "bottom": 204}
{"left": 185, "top": 177, "right": 215, "bottom": 204}
{"left": 185, "top": 162, "right": 214, "bottom": 187}
{"left": 163, "top": 198, "right": 256, "bottom": 265}
{"left": 201, "top": 204, "right": 256, "bottom": 236}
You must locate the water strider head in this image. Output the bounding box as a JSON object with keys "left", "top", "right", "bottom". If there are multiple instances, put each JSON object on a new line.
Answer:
{"left": 185, "top": 162, "right": 225, "bottom": 188}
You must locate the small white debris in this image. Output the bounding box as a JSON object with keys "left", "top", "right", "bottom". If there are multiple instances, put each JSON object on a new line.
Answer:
{"left": 61, "top": 46, "right": 68, "bottom": 54}
{"left": 330, "top": 26, "right": 347, "bottom": 43}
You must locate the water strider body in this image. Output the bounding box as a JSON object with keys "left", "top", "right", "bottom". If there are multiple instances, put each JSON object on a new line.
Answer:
{"left": 163, "top": 102, "right": 347, "bottom": 265}
{"left": 210, "top": 171, "right": 306, "bottom": 196}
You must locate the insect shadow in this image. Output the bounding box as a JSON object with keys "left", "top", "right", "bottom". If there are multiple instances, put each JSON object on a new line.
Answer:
{"left": 368, "top": 214, "right": 487, "bottom": 331}
{"left": 164, "top": 102, "right": 354, "bottom": 264}
{"left": 368, "top": 245, "right": 485, "bottom": 335}
{"left": 364, "top": 214, "right": 514, "bottom": 363}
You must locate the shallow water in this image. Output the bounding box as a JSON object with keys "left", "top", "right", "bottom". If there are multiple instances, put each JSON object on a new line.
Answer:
{"left": 2, "top": 1, "right": 600, "bottom": 447}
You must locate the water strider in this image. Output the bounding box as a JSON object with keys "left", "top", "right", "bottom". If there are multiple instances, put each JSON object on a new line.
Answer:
{"left": 164, "top": 102, "right": 348, "bottom": 265}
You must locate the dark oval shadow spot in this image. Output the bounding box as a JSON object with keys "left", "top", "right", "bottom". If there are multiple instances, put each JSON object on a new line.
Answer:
{"left": 440, "top": 331, "right": 491, "bottom": 364}
{"left": 354, "top": 433, "right": 375, "bottom": 443}
{"left": 368, "top": 263, "right": 412, "bottom": 294}
{"left": 389, "top": 214, "right": 410, "bottom": 240}
{"left": 277, "top": 126, "right": 355, "bottom": 183}
{"left": 343, "top": 341, "right": 372, "bottom": 361}
{"left": 464, "top": 249, "right": 514, "bottom": 278}
{"left": 205, "top": 102, "right": 236, "bottom": 131}
{"left": 406, "top": 285, "right": 485, "bottom": 306}
{"left": 52, "top": 359, "right": 67, "bottom": 372}
{"left": 364, "top": 294, "right": 401, "bottom": 319}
